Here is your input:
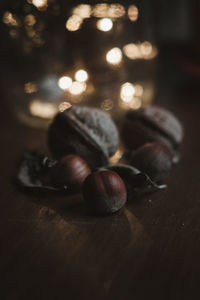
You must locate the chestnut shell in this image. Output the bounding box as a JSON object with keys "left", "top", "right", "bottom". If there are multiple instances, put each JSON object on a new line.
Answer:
{"left": 48, "top": 105, "right": 119, "bottom": 170}
{"left": 121, "top": 105, "right": 183, "bottom": 152}
{"left": 50, "top": 154, "right": 91, "bottom": 191}
{"left": 83, "top": 170, "right": 127, "bottom": 215}
{"left": 126, "top": 142, "right": 173, "bottom": 182}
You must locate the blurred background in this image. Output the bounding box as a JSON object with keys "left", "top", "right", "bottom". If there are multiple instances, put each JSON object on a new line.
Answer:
{"left": 0, "top": 0, "right": 199, "bottom": 128}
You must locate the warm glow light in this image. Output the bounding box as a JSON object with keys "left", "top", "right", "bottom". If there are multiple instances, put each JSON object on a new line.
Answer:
{"left": 134, "top": 84, "right": 144, "bottom": 97}
{"left": 29, "top": 100, "right": 57, "bottom": 118}
{"left": 66, "top": 15, "right": 82, "bottom": 31}
{"left": 110, "top": 149, "right": 123, "bottom": 164}
{"left": 128, "top": 5, "right": 139, "bottom": 21}
{"left": 24, "top": 82, "right": 37, "bottom": 93}
{"left": 3, "top": 12, "right": 19, "bottom": 26}
{"left": 120, "top": 82, "right": 136, "bottom": 103}
{"left": 140, "top": 41, "right": 153, "bottom": 57}
{"left": 108, "top": 4, "right": 125, "bottom": 18}
{"left": 58, "top": 102, "right": 72, "bottom": 112}
{"left": 106, "top": 47, "right": 122, "bottom": 65}
{"left": 58, "top": 76, "right": 72, "bottom": 90}
{"left": 93, "top": 3, "right": 109, "bottom": 18}
{"left": 101, "top": 99, "right": 113, "bottom": 111}
{"left": 73, "top": 4, "right": 91, "bottom": 19}
{"left": 75, "top": 70, "right": 88, "bottom": 82}
{"left": 129, "top": 97, "right": 142, "bottom": 110}
{"left": 32, "top": 0, "right": 47, "bottom": 9}
{"left": 123, "top": 43, "right": 141, "bottom": 59}
{"left": 123, "top": 42, "right": 158, "bottom": 60}
{"left": 69, "top": 81, "right": 86, "bottom": 95}
{"left": 9, "top": 29, "right": 19, "bottom": 38}
{"left": 93, "top": 3, "right": 125, "bottom": 18}
{"left": 26, "top": 28, "right": 36, "bottom": 38}
{"left": 97, "top": 18, "right": 113, "bottom": 32}
{"left": 25, "top": 14, "right": 36, "bottom": 26}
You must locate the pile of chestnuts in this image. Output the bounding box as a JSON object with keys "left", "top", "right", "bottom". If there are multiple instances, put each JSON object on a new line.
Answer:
{"left": 16, "top": 104, "right": 183, "bottom": 216}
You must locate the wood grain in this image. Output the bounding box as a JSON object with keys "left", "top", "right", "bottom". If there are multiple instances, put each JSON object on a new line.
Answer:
{"left": 0, "top": 93, "right": 200, "bottom": 300}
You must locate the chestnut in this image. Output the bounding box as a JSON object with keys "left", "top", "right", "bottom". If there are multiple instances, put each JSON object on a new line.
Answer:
{"left": 126, "top": 142, "right": 173, "bottom": 182}
{"left": 121, "top": 105, "right": 183, "bottom": 152}
{"left": 48, "top": 105, "right": 119, "bottom": 170}
{"left": 50, "top": 154, "right": 91, "bottom": 192}
{"left": 82, "top": 170, "right": 127, "bottom": 215}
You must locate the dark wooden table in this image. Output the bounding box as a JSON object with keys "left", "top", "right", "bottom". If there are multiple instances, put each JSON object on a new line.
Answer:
{"left": 1, "top": 88, "right": 200, "bottom": 300}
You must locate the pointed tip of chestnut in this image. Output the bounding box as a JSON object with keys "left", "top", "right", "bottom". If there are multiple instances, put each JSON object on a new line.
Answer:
{"left": 127, "top": 142, "right": 173, "bottom": 181}
{"left": 82, "top": 170, "right": 127, "bottom": 215}
{"left": 50, "top": 154, "right": 91, "bottom": 192}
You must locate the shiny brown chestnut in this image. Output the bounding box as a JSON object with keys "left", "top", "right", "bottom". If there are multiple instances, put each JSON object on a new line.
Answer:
{"left": 83, "top": 170, "right": 127, "bottom": 215}
{"left": 126, "top": 142, "right": 173, "bottom": 182}
{"left": 50, "top": 154, "right": 91, "bottom": 192}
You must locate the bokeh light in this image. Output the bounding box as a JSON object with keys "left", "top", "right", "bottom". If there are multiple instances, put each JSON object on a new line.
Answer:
{"left": 73, "top": 4, "right": 92, "bottom": 19}
{"left": 106, "top": 47, "right": 122, "bottom": 65}
{"left": 58, "top": 76, "right": 72, "bottom": 90}
{"left": 3, "top": 12, "right": 19, "bottom": 26}
{"left": 24, "top": 82, "right": 37, "bottom": 93}
{"left": 24, "top": 14, "right": 36, "bottom": 26}
{"left": 69, "top": 81, "right": 86, "bottom": 95}
{"left": 110, "top": 149, "right": 123, "bottom": 164}
{"left": 32, "top": 0, "right": 48, "bottom": 10}
{"left": 75, "top": 70, "right": 88, "bottom": 82}
{"left": 93, "top": 3, "right": 109, "bottom": 18}
{"left": 120, "top": 82, "right": 136, "bottom": 103}
{"left": 97, "top": 18, "right": 113, "bottom": 32}
{"left": 123, "top": 42, "right": 158, "bottom": 60}
{"left": 66, "top": 15, "right": 82, "bottom": 31}
{"left": 128, "top": 5, "right": 139, "bottom": 21}
{"left": 29, "top": 100, "right": 57, "bottom": 118}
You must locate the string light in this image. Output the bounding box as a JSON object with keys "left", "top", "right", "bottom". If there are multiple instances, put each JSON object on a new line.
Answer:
{"left": 75, "top": 70, "right": 88, "bottom": 82}
{"left": 9, "top": 29, "right": 19, "bottom": 38}
{"left": 123, "top": 42, "right": 158, "bottom": 60}
{"left": 97, "top": 18, "right": 113, "bottom": 32}
{"left": 29, "top": 100, "right": 57, "bottom": 118}
{"left": 24, "top": 14, "right": 36, "bottom": 26}
{"left": 134, "top": 84, "right": 144, "bottom": 97}
{"left": 128, "top": 5, "right": 139, "bottom": 21}
{"left": 72, "top": 4, "right": 91, "bottom": 19}
{"left": 58, "top": 76, "right": 72, "bottom": 90}
{"left": 106, "top": 47, "right": 122, "bottom": 65}
{"left": 69, "top": 81, "right": 86, "bottom": 95}
{"left": 93, "top": 3, "right": 109, "bottom": 18}
{"left": 32, "top": 0, "right": 48, "bottom": 10}
{"left": 129, "top": 97, "right": 142, "bottom": 110}
{"left": 120, "top": 82, "right": 135, "bottom": 103}
{"left": 66, "top": 15, "right": 82, "bottom": 31}
{"left": 3, "top": 12, "right": 19, "bottom": 26}
{"left": 108, "top": 4, "right": 125, "bottom": 18}
{"left": 24, "top": 82, "right": 37, "bottom": 93}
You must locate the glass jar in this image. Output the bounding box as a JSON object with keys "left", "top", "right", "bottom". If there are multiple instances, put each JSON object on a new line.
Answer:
{"left": 1, "top": 0, "right": 158, "bottom": 128}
